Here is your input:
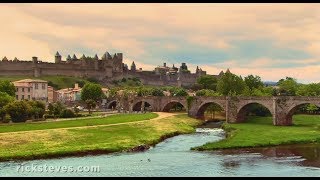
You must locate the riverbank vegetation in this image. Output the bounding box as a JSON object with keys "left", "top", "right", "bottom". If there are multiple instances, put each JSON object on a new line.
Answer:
{"left": 193, "top": 114, "right": 320, "bottom": 151}
{"left": 0, "top": 114, "right": 200, "bottom": 161}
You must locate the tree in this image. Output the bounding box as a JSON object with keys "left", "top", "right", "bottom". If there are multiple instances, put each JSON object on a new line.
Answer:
{"left": 217, "top": 71, "right": 246, "bottom": 96}
{"left": 296, "top": 83, "right": 320, "bottom": 96}
{"left": 81, "top": 83, "right": 104, "bottom": 114}
{"left": 244, "top": 75, "right": 264, "bottom": 91}
{"left": 85, "top": 99, "right": 96, "bottom": 114}
{"left": 277, "top": 77, "right": 299, "bottom": 96}
{"left": 0, "top": 80, "right": 16, "bottom": 97}
{"left": 51, "top": 102, "right": 65, "bottom": 118}
{"left": 5, "top": 101, "right": 31, "bottom": 123}
{"left": 81, "top": 83, "right": 104, "bottom": 102}
{"left": 27, "top": 101, "right": 46, "bottom": 119}
{"left": 196, "top": 75, "right": 218, "bottom": 90}
{"left": 0, "top": 92, "right": 14, "bottom": 121}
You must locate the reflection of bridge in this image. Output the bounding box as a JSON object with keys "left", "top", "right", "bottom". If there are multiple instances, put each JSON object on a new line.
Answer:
{"left": 106, "top": 96, "right": 320, "bottom": 126}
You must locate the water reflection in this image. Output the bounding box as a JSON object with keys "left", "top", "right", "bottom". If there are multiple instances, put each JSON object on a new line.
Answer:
{"left": 217, "top": 143, "right": 320, "bottom": 168}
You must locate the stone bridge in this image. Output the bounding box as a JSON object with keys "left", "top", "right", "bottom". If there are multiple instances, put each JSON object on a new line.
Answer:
{"left": 109, "top": 96, "right": 320, "bottom": 126}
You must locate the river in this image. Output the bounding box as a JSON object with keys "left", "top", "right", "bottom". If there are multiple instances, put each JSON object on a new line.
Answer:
{"left": 0, "top": 127, "right": 319, "bottom": 177}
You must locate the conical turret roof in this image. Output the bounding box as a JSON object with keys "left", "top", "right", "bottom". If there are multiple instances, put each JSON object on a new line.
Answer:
{"left": 2, "top": 56, "right": 8, "bottom": 61}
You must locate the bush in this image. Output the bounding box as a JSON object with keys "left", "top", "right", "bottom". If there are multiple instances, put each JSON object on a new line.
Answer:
{"left": 60, "top": 109, "right": 76, "bottom": 118}
{"left": 44, "top": 114, "right": 55, "bottom": 119}
{"left": 5, "top": 101, "right": 31, "bottom": 123}
{"left": 27, "top": 100, "right": 46, "bottom": 119}
{"left": 151, "top": 88, "right": 164, "bottom": 96}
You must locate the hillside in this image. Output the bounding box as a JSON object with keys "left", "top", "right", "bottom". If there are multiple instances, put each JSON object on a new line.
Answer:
{"left": 0, "top": 75, "right": 92, "bottom": 90}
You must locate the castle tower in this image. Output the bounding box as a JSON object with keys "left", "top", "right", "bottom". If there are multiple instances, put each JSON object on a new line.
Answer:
{"left": 66, "top": 55, "right": 72, "bottom": 61}
{"left": 131, "top": 61, "right": 136, "bottom": 71}
{"left": 2, "top": 56, "right": 8, "bottom": 62}
{"left": 32, "top": 56, "right": 38, "bottom": 64}
{"left": 13, "top": 57, "right": 19, "bottom": 62}
{"left": 72, "top": 54, "right": 77, "bottom": 61}
{"left": 226, "top": 68, "right": 231, "bottom": 74}
{"left": 55, "top": 51, "right": 62, "bottom": 63}
{"left": 94, "top": 54, "right": 99, "bottom": 60}
{"left": 196, "top": 66, "right": 199, "bottom": 74}
{"left": 219, "top": 70, "right": 224, "bottom": 77}
{"left": 116, "top": 53, "right": 123, "bottom": 60}
{"left": 80, "top": 54, "right": 86, "bottom": 60}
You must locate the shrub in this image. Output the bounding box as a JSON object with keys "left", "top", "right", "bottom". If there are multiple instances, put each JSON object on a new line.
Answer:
{"left": 60, "top": 109, "right": 76, "bottom": 118}
{"left": 5, "top": 101, "right": 31, "bottom": 123}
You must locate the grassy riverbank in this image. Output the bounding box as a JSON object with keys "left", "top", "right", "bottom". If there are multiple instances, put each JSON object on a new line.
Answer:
{"left": 193, "top": 114, "right": 320, "bottom": 151}
{"left": 0, "top": 113, "right": 201, "bottom": 161}
{"left": 0, "top": 113, "right": 158, "bottom": 133}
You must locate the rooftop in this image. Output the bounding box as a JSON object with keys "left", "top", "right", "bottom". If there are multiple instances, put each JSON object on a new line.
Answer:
{"left": 13, "top": 79, "right": 48, "bottom": 83}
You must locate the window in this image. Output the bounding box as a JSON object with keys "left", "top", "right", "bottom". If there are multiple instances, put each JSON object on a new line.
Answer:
{"left": 21, "top": 95, "right": 24, "bottom": 100}
{"left": 28, "top": 95, "right": 30, "bottom": 100}
{"left": 16, "top": 88, "right": 18, "bottom": 92}
{"left": 42, "top": 83, "right": 46, "bottom": 90}
{"left": 16, "top": 95, "right": 18, "bottom": 100}
{"left": 35, "top": 83, "right": 38, "bottom": 89}
{"left": 28, "top": 88, "right": 30, "bottom": 92}
{"left": 22, "top": 88, "right": 24, "bottom": 92}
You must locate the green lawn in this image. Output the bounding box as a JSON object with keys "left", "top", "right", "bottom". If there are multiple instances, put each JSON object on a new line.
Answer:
{"left": 193, "top": 114, "right": 320, "bottom": 151}
{"left": 0, "top": 113, "right": 158, "bottom": 133}
{"left": 0, "top": 75, "right": 90, "bottom": 89}
{"left": 0, "top": 114, "right": 201, "bottom": 161}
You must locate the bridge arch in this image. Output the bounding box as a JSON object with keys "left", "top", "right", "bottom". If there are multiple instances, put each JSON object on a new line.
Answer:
{"left": 162, "top": 101, "right": 187, "bottom": 112}
{"left": 285, "top": 102, "right": 320, "bottom": 125}
{"left": 196, "top": 101, "right": 225, "bottom": 120}
{"left": 132, "top": 100, "right": 153, "bottom": 112}
{"left": 106, "top": 100, "right": 117, "bottom": 109}
{"left": 236, "top": 102, "right": 273, "bottom": 123}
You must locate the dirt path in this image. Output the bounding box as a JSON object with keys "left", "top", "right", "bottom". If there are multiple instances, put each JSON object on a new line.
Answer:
{"left": 0, "top": 112, "right": 182, "bottom": 135}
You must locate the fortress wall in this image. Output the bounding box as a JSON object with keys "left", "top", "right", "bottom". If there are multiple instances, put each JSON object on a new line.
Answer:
{"left": 0, "top": 61, "right": 34, "bottom": 70}
{"left": 0, "top": 61, "right": 35, "bottom": 76}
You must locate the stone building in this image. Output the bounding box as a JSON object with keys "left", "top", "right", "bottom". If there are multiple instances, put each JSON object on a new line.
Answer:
{"left": 13, "top": 79, "right": 48, "bottom": 101}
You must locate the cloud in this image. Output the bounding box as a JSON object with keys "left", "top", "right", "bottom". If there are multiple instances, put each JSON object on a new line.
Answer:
{"left": 0, "top": 4, "right": 320, "bottom": 83}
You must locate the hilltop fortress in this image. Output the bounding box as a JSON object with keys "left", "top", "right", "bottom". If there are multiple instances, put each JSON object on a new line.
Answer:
{"left": 0, "top": 51, "right": 226, "bottom": 87}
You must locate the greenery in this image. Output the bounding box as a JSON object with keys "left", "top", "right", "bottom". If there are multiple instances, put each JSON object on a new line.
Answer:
{"left": 151, "top": 88, "right": 165, "bottom": 96}
{"left": 196, "top": 89, "right": 221, "bottom": 96}
{"left": 217, "top": 71, "right": 246, "bottom": 96}
{"left": 277, "top": 77, "right": 299, "bottom": 96}
{"left": 60, "top": 109, "right": 76, "bottom": 118}
{"left": 244, "top": 75, "right": 263, "bottom": 91}
{"left": 4, "top": 101, "right": 31, "bottom": 122}
{"left": 0, "top": 75, "right": 93, "bottom": 90}
{"left": 27, "top": 101, "right": 46, "bottom": 120}
{"left": 0, "top": 80, "right": 16, "bottom": 97}
{"left": 81, "top": 83, "right": 104, "bottom": 114}
{"left": 196, "top": 75, "right": 218, "bottom": 90}
{"left": 48, "top": 102, "right": 66, "bottom": 118}
{"left": 0, "top": 92, "right": 14, "bottom": 121}
{"left": 0, "top": 114, "right": 202, "bottom": 161}
{"left": 0, "top": 113, "right": 158, "bottom": 133}
{"left": 193, "top": 115, "right": 320, "bottom": 150}
{"left": 112, "top": 77, "right": 142, "bottom": 87}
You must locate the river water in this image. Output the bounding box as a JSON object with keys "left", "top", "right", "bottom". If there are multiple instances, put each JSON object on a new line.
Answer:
{"left": 0, "top": 128, "right": 319, "bottom": 177}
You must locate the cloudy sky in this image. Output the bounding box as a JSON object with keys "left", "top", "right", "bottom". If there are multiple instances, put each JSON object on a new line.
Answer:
{"left": 0, "top": 3, "right": 319, "bottom": 83}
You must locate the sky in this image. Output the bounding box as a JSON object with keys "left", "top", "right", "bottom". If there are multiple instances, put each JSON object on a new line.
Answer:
{"left": 0, "top": 3, "right": 320, "bottom": 83}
